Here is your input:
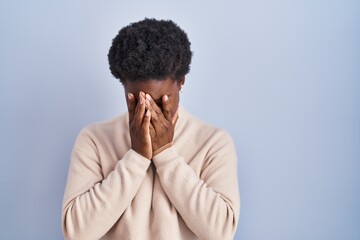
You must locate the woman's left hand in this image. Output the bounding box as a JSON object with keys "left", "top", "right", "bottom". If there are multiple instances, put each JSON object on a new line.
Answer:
{"left": 145, "top": 93, "right": 174, "bottom": 155}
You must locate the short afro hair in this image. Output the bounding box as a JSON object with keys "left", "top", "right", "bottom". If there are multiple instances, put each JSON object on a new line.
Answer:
{"left": 108, "top": 18, "right": 192, "bottom": 84}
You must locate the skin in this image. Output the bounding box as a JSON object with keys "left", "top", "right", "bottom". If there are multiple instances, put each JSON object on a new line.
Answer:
{"left": 124, "top": 77, "right": 184, "bottom": 160}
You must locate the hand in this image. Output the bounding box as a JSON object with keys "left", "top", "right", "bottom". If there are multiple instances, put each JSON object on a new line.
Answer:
{"left": 127, "top": 92, "right": 152, "bottom": 160}
{"left": 145, "top": 94, "right": 174, "bottom": 155}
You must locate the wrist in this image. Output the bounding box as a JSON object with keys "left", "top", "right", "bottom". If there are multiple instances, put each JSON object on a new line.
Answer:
{"left": 132, "top": 147, "right": 152, "bottom": 161}
{"left": 153, "top": 142, "right": 173, "bottom": 156}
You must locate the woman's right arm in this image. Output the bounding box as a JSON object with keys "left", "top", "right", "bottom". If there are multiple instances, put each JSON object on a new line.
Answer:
{"left": 61, "top": 128, "right": 151, "bottom": 240}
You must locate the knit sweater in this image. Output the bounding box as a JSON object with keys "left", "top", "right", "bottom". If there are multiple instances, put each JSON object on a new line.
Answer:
{"left": 62, "top": 106, "right": 240, "bottom": 240}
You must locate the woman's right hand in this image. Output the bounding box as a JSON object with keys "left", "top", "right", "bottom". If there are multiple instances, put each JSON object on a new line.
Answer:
{"left": 127, "top": 92, "right": 152, "bottom": 160}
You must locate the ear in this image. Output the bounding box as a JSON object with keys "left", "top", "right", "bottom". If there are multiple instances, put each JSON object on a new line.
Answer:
{"left": 177, "top": 76, "right": 185, "bottom": 90}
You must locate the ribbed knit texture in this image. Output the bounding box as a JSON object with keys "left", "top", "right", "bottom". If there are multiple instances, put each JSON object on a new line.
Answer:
{"left": 62, "top": 106, "right": 240, "bottom": 240}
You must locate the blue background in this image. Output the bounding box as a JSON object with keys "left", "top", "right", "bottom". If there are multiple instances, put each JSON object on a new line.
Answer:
{"left": 1, "top": 0, "right": 359, "bottom": 239}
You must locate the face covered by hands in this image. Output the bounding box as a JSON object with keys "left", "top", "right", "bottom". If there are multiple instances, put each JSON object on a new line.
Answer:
{"left": 145, "top": 93, "right": 175, "bottom": 155}
{"left": 124, "top": 77, "right": 183, "bottom": 160}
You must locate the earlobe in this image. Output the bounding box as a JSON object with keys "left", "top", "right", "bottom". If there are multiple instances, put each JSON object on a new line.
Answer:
{"left": 181, "top": 76, "right": 185, "bottom": 86}
{"left": 177, "top": 76, "right": 185, "bottom": 90}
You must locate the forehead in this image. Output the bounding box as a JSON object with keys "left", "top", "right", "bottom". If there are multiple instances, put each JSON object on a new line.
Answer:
{"left": 124, "top": 78, "right": 179, "bottom": 99}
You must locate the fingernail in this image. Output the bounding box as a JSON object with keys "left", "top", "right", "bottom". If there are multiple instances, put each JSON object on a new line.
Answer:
{"left": 145, "top": 94, "right": 151, "bottom": 100}
{"left": 128, "top": 93, "right": 133, "bottom": 99}
{"left": 164, "top": 95, "right": 168, "bottom": 101}
{"left": 145, "top": 99, "right": 150, "bottom": 106}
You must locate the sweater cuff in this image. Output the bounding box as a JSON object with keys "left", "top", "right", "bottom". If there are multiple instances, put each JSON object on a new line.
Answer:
{"left": 120, "top": 149, "right": 152, "bottom": 170}
{"left": 153, "top": 142, "right": 173, "bottom": 157}
{"left": 152, "top": 146, "right": 180, "bottom": 169}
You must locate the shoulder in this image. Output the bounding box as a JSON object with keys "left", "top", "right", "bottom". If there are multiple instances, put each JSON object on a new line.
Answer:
{"left": 181, "top": 106, "right": 235, "bottom": 148}
{"left": 76, "top": 112, "right": 128, "bottom": 142}
{"left": 181, "top": 108, "right": 232, "bottom": 141}
{"left": 180, "top": 107, "right": 237, "bottom": 168}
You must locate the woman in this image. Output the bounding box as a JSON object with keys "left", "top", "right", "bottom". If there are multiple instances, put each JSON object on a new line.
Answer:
{"left": 62, "top": 18, "right": 240, "bottom": 240}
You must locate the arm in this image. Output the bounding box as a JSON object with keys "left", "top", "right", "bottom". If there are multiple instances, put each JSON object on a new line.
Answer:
{"left": 152, "top": 131, "right": 240, "bottom": 240}
{"left": 62, "top": 92, "right": 152, "bottom": 240}
{"left": 144, "top": 94, "right": 240, "bottom": 239}
{"left": 62, "top": 129, "right": 151, "bottom": 240}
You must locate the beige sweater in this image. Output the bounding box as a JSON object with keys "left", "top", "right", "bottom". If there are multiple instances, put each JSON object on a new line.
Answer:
{"left": 62, "top": 106, "right": 240, "bottom": 240}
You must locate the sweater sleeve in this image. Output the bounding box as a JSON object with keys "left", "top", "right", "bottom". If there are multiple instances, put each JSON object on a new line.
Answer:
{"left": 152, "top": 130, "right": 240, "bottom": 240}
{"left": 62, "top": 127, "right": 151, "bottom": 240}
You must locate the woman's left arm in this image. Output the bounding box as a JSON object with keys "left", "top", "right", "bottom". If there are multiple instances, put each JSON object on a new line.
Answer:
{"left": 152, "top": 130, "right": 240, "bottom": 240}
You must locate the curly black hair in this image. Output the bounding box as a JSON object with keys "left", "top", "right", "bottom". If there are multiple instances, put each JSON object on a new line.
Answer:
{"left": 108, "top": 18, "right": 192, "bottom": 84}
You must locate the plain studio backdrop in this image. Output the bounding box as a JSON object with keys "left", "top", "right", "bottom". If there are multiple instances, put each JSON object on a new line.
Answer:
{"left": 1, "top": 0, "right": 359, "bottom": 239}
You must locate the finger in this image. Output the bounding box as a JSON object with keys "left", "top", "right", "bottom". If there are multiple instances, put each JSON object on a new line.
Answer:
{"left": 145, "top": 94, "right": 163, "bottom": 116}
{"left": 149, "top": 122, "right": 156, "bottom": 138}
{"left": 127, "top": 93, "right": 136, "bottom": 123}
{"left": 145, "top": 94, "right": 164, "bottom": 127}
{"left": 134, "top": 92, "right": 146, "bottom": 126}
{"left": 142, "top": 109, "right": 151, "bottom": 135}
{"left": 162, "top": 95, "right": 172, "bottom": 121}
{"left": 145, "top": 96, "right": 165, "bottom": 134}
